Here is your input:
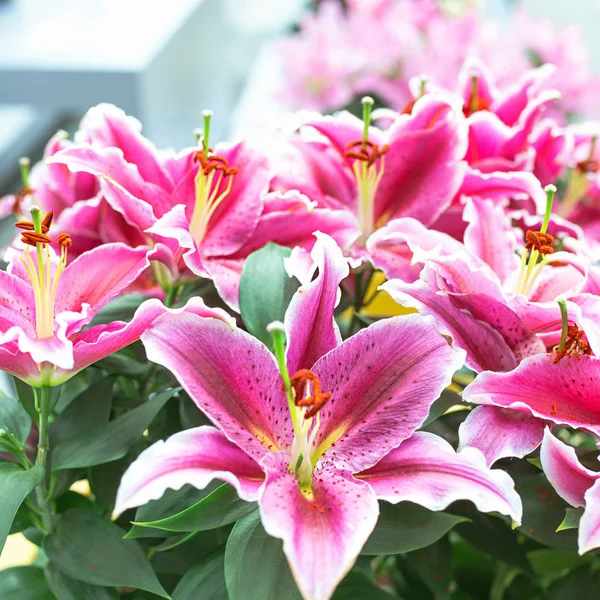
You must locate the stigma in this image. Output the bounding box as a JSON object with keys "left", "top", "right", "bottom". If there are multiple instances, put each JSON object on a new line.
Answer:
{"left": 16, "top": 207, "right": 72, "bottom": 339}
{"left": 189, "top": 110, "right": 238, "bottom": 246}
{"left": 344, "top": 96, "right": 389, "bottom": 239}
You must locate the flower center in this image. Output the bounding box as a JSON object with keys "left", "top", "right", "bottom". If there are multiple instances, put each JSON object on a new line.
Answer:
{"left": 559, "top": 135, "right": 597, "bottom": 218}
{"left": 188, "top": 110, "right": 238, "bottom": 246}
{"left": 463, "top": 74, "right": 490, "bottom": 117}
{"left": 515, "top": 185, "right": 556, "bottom": 297}
{"left": 268, "top": 323, "right": 332, "bottom": 489}
{"left": 553, "top": 299, "right": 593, "bottom": 363}
{"left": 15, "top": 208, "right": 71, "bottom": 339}
{"left": 344, "top": 97, "right": 389, "bottom": 240}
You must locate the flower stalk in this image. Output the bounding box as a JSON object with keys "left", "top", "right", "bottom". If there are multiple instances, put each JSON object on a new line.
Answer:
{"left": 34, "top": 385, "right": 54, "bottom": 533}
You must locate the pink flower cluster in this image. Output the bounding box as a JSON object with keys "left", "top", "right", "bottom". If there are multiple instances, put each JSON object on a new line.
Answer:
{"left": 275, "top": 0, "right": 600, "bottom": 121}
{"left": 2, "top": 51, "right": 600, "bottom": 599}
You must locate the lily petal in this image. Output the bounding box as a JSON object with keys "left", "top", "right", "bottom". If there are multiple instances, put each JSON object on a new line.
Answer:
{"left": 114, "top": 426, "right": 265, "bottom": 516}
{"left": 458, "top": 406, "right": 546, "bottom": 466}
{"left": 540, "top": 428, "right": 599, "bottom": 508}
{"left": 580, "top": 479, "right": 600, "bottom": 554}
{"left": 54, "top": 243, "right": 151, "bottom": 326}
{"left": 259, "top": 452, "right": 378, "bottom": 600}
{"left": 358, "top": 431, "right": 522, "bottom": 524}
{"left": 463, "top": 355, "right": 600, "bottom": 437}
{"left": 312, "top": 314, "right": 465, "bottom": 472}
{"left": 285, "top": 233, "right": 349, "bottom": 375}
{"left": 141, "top": 313, "right": 292, "bottom": 459}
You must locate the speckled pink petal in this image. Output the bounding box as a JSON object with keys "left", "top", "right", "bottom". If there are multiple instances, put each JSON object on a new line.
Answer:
{"left": 382, "top": 280, "right": 519, "bottom": 372}
{"left": 312, "top": 314, "right": 465, "bottom": 472}
{"left": 114, "top": 426, "right": 265, "bottom": 516}
{"left": 463, "top": 354, "right": 600, "bottom": 437}
{"left": 285, "top": 233, "right": 348, "bottom": 375}
{"left": 141, "top": 312, "right": 293, "bottom": 460}
{"left": 259, "top": 452, "right": 378, "bottom": 600}
{"left": 357, "top": 431, "right": 522, "bottom": 525}
{"left": 458, "top": 406, "right": 546, "bottom": 466}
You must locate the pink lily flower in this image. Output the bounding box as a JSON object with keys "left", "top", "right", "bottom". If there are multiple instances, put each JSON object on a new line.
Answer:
{"left": 115, "top": 233, "right": 522, "bottom": 600}
{"left": 540, "top": 428, "right": 600, "bottom": 554}
{"left": 0, "top": 207, "right": 231, "bottom": 387}
{"left": 272, "top": 94, "right": 468, "bottom": 273}
{"left": 48, "top": 107, "right": 352, "bottom": 309}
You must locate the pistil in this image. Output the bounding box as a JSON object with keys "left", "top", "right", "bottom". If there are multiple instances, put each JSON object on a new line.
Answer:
{"left": 553, "top": 299, "right": 592, "bottom": 363}
{"left": 344, "top": 96, "right": 389, "bottom": 239}
{"left": 516, "top": 185, "right": 556, "bottom": 297}
{"left": 188, "top": 110, "right": 238, "bottom": 246}
{"left": 268, "top": 323, "right": 332, "bottom": 488}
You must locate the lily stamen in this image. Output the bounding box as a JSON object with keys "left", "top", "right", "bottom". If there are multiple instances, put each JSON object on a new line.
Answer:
{"left": 344, "top": 96, "right": 388, "bottom": 239}
{"left": 189, "top": 111, "right": 238, "bottom": 245}
{"left": 16, "top": 208, "right": 72, "bottom": 340}
{"left": 289, "top": 369, "right": 332, "bottom": 419}
{"left": 516, "top": 185, "right": 556, "bottom": 296}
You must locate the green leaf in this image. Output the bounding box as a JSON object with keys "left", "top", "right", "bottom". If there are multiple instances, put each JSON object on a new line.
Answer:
{"left": 43, "top": 508, "right": 169, "bottom": 598}
{"left": 454, "top": 509, "right": 532, "bottom": 573}
{"left": 135, "top": 483, "right": 256, "bottom": 533}
{"left": 548, "top": 565, "right": 600, "bottom": 599}
{"left": 87, "top": 294, "right": 149, "bottom": 327}
{"left": 421, "top": 389, "right": 463, "bottom": 428}
{"left": 405, "top": 537, "right": 453, "bottom": 599}
{"left": 0, "top": 395, "right": 31, "bottom": 443}
{"left": 52, "top": 388, "right": 178, "bottom": 470}
{"left": 556, "top": 507, "right": 584, "bottom": 532}
{"left": 361, "top": 501, "right": 468, "bottom": 555}
{"left": 127, "top": 484, "right": 221, "bottom": 539}
{"left": 50, "top": 378, "right": 113, "bottom": 446}
{"left": 95, "top": 352, "right": 150, "bottom": 377}
{"left": 0, "top": 463, "right": 43, "bottom": 553}
{"left": 514, "top": 473, "right": 579, "bottom": 551}
{"left": 45, "top": 564, "right": 117, "bottom": 599}
{"left": 332, "top": 569, "right": 396, "bottom": 599}
{"left": 0, "top": 566, "right": 54, "bottom": 600}
{"left": 224, "top": 510, "right": 301, "bottom": 600}
{"left": 239, "top": 243, "right": 298, "bottom": 347}
{"left": 527, "top": 549, "right": 591, "bottom": 576}
{"left": 172, "top": 551, "right": 228, "bottom": 600}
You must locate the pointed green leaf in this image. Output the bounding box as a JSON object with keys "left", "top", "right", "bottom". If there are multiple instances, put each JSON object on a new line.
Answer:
{"left": 556, "top": 507, "right": 584, "bottom": 532}
{"left": 0, "top": 395, "right": 31, "bottom": 443}
{"left": 52, "top": 388, "right": 178, "bottom": 470}
{"left": 0, "top": 464, "right": 43, "bottom": 553}
{"left": 135, "top": 483, "right": 256, "bottom": 533}
{"left": 361, "top": 501, "right": 468, "bottom": 555}
{"left": 43, "top": 508, "right": 169, "bottom": 598}
{"left": 172, "top": 551, "right": 228, "bottom": 600}
{"left": 225, "top": 510, "right": 301, "bottom": 600}
{"left": 239, "top": 243, "right": 298, "bottom": 347}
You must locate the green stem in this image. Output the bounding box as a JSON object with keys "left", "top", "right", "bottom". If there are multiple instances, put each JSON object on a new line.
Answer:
{"left": 164, "top": 284, "right": 180, "bottom": 308}
{"left": 489, "top": 564, "right": 518, "bottom": 600}
{"left": 35, "top": 385, "right": 53, "bottom": 533}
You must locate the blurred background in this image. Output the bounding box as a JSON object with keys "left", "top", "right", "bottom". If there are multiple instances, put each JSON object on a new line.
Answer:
{"left": 1, "top": 0, "right": 600, "bottom": 570}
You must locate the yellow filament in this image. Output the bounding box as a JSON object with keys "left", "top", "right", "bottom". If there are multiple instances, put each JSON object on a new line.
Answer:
{"left": 20, "top": 243, "right": 68, "bottom": 339}
{"left": 354, "top": 155, "right": 386, "bottom": 239}
{"left": 189, "top": 167, "right": 235, "bottom": 246}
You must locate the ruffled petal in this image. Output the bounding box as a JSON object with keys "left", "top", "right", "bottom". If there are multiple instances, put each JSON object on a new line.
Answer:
{"left": 463, "top": 355, "right": 600, "bottom": 437}
{"left": 358, "top": 431, "right": 522, "bottom": 524}
{"left": 114, "top": 426, "right": 265, "bottom": 516}
{"left": 458, "top": 406, "right": 546, "bottom": 466}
